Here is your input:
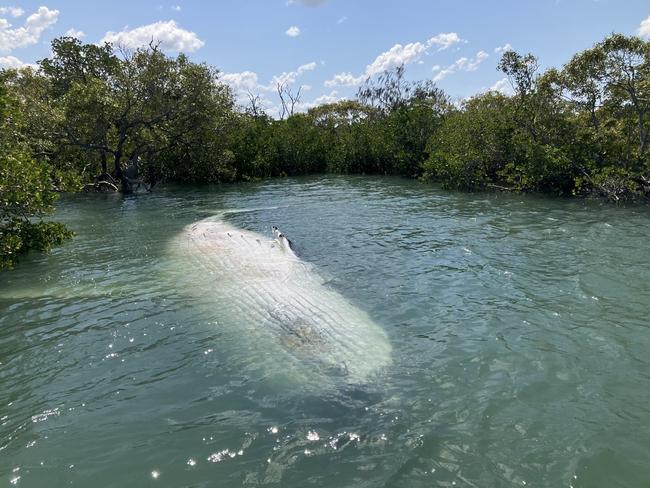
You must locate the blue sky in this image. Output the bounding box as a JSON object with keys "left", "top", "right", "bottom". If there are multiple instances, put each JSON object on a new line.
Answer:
{"left": 1, "top": 0, "right": 649, "bottom": 114}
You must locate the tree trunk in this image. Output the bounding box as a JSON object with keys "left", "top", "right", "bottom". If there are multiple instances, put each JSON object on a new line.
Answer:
{"left": 637, "top": 112, "right": 646, "bottom": 158}
{"left": 113, "top": 126, "right": 132, "bottom": 193}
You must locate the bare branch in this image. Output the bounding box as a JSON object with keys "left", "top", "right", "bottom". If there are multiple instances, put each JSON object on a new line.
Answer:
{"left": 246, "top": 90, "right": 262, "bottom": 117}
{"left": 277, "top": 82, "right": 288, "bottom": 120}
{"left": 287, "top": 85, "right": 303, "bottom": 116}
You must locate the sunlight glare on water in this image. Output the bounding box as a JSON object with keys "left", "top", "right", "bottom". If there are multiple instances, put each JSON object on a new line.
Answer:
{"left": 1, "top": 176, "right": 650, "bottom": 487}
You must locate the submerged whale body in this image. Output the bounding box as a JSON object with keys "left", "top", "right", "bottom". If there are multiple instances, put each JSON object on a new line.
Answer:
{"left": 169, "top": 217, "right": 392, "bottom": 387}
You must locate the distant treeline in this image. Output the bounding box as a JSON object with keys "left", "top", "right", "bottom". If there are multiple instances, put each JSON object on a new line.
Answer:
{"left": 1, "top": 33, "right": 650, "bottom": 268}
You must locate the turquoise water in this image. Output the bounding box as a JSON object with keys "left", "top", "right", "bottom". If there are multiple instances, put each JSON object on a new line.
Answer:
{"left": 2, "top": 176, "right": 650, "bottom": 487}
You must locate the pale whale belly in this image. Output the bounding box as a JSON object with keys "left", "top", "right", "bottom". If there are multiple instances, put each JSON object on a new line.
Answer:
{"left": 168, "top": 219, "right": 392, "bottom": 386}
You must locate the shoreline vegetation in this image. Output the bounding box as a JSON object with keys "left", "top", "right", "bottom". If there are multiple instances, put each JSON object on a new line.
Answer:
{"left": 1, "top": 33, "right": 650, "bottom": 269}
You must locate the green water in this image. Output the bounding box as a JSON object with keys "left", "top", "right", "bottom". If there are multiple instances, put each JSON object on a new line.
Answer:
{"left": 2, "top": 176, "right": 650, "bottom": 487}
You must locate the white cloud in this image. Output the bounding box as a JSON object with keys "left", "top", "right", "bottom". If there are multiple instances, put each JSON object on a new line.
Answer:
{"left": 0, "top": 6, "right": 59, "bottom": 53}
{"left": 0, "top": 54, "right": 27, "bottom": 68}
{"left": 286, "top": 25, "right": 300, "bottom": 37}
{"left": 639, "top": 15, "right": 650, "bottom": 38}
{"left": 311, "top": 90, "right": 341, "bottom": 105}
{"left": 433, "top": 50, "right": 489, "bottom": 82}
{"left": 273, "top": 61, "right": 316, "bottom": 86}
{"left": 426, "top": 32, "right": 464, "bottom": 51}
{"left": 434, "top": 58, "right": 466, "bottom": 82}
{"left": 0, "top": 6, "right": 24, "bottom": 17}
{"left": 220, "top": 71, "right": 260, "bottom": 92}
{"left": 336, "top": 16, "right": 347, "bottom": 25}
{"left": 324, "top": 72, "right": 365, "bottom": 87}
{"left": 223, "top": 62, "right": 317, "bottom": 95}
{"left": 494, "top": 43, "right": 513, "bottom": 54}
{"left": 100, "top": 20, "right": 204, "bottom": 52}
{"left": 0, "top": 54, "right": 36, "bottom": 69}
{"left": 366, "top": 41, "right": 428, "bottom": 76}
{"left": 298, "top": 90, "right": 344, "bottom": 110}
{"left": 324, "top": 32, "right": 465, "bottom": 87}
{"left": 298, "top": 61, "right": 317, "bottom": 73}
{"left": 222, "top": 66, "right": 346, "bottom": 116}
{"left": 222, "top": 61, "right": 318, "bottom": 113}
{"left": 364, "top": 32, "right": 464, "bottom": 76}
{"left": 172, "top": 5, "right": 181, "bottom": 11}
{"left": 65, "top": 28, "right": 85, "bottom": 39}
{"left": 489, "top": 77, "right": 513, "bottom": 95}
{"left": 467, "top": 50, "right": 489, "bottom": 70}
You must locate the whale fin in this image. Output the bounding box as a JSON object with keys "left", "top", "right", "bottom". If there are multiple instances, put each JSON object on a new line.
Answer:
{"left": 272, "top": 226, "right": 297, "bottom": 257}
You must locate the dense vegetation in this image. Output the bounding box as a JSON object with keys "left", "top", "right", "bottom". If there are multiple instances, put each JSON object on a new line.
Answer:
{"left": 0, "top": 73, "right": 73, "bottom": 270}
{"left": 1, "top": 33, "right": 649, "bottom": 268}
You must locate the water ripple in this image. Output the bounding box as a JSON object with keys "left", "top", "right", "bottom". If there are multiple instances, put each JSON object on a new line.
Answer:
{"left": 2, "top": 176, "right": 650, "bottom": 486}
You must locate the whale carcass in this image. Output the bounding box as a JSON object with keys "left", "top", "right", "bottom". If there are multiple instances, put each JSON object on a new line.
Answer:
{"left": 168, "top": 217, "right": 391, "bottom": 387}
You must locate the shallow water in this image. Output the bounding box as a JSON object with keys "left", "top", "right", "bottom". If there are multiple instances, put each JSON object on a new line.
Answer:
{"left": 2, "top": 176, "right": 650, "bottom": 487}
